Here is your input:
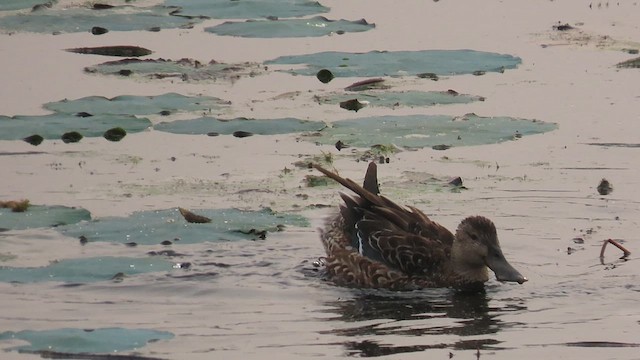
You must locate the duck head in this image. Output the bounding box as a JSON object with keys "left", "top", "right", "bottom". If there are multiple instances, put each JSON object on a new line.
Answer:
{"left": 452, "top": 216, "right": 527, "bottom": 285}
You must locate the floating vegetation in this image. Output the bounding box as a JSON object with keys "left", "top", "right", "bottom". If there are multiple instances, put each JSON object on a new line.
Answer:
{"left": 22, "top": 134, "right": 43, "bottom": 146}
{"left": 0, "top": 113, "right": 151, "bottom": 141}
{"left": 0, "top": 199, "right": 30, "bottom": 213}
{"left": 205, "top": 16, "right": 374, "bottom": 38}
{"left": 0, "top": 257, "right": 175, "bottom": 284}
{"left": 65, "top": 45, "right": 153, "bottom": 57}
{"left": 165, "top": 0, "right": 329, "bottom": 19}
{"left": 0, "top": 328, "right": 174, "bottom": 354}
{"left": 85, "top": 58, "right": 266, "bottom": 82}
{"left": 0, "top": 0, "right": 56, "bottom": 11}
{"left": 317, "top": 69, "right": 335, "bottom": 83}
{"left": 319, "top": 90, "right": 483, "bottom": 110}
{"left": 0, "top": 205, "right": 91, "bottom": 230}
{"left": 44, "top": 93, "right": 228, "bottom": 116}
{"left": 616, "top": 56, "right": 640, "bottom": 68}
{"left": 309, "top": 114, "right": 557, "bottom": 149}
{"left": 58, "top": 208, "right": 309, "bottom": 245}
{"left": 0, "top": 93, "right": 228, "bottom": 142}
{"left": 155, "top": 117, "right": 324, "bottom": 136}
{"left": 103, "top": 127, "right": 127, "bottom": 142}
{"left": 0, "top": 3, "right": 199, "bottom": 34}
{"left": 60, "top": 131, "right": 83, "bottom": 143}
{"left": 266, "top": 50, "right": 521, "bottom": 78}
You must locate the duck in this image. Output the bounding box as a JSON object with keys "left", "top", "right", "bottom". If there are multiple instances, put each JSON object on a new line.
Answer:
{"left": 313, "top": 162, "right": 527, "bottom": 290}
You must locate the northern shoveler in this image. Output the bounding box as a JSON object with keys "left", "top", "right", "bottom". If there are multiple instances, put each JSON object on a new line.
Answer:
{"left": 314, "top": 162, "right": 527, "bottom": 290}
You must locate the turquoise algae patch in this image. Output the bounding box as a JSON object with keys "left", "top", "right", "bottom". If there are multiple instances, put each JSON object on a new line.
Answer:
{"left": 0, "top": 93, "right": 228, "bottom": 142}
{"left": 59, "top": 208, "right": 309, "bottom": 245}
{"left": 0, "top": 0, "right": 55, "bottom": 11}
{"left": 266, "top": 50, "right": 521, "bottom": 77}
{"left": 312, "top": 114, "right": 557, "bottom": 149}
{"left": 0, "top": 327, "right": 173, "bottom": 354}
{"left": 318, "top": 90, "right": 483, "bottom": 109}
{"left": 0, "top": 113, "right": 150, "bottom": 141}
{"left": 0, "top": 3, "right": 199, "bottom": 34}
{"left": 43, "top": 93, "right": 228, "bottom": 116}
{"left": 154, "top": 117, "right": 325, "bottom": 135}
{"left": 205, "top": 16, "right": 374, "bottom": 38}
{"left": 0, "top": 205, "right": 91, "bottom": 230}
{"left": 84, "top": 58, "right": 266, "bottom": 82}
{"left": 0, "top": 257, "right": 174, "bottom": 284}
{"left": 165, "top": 0, "right": 329, "bottom": 19}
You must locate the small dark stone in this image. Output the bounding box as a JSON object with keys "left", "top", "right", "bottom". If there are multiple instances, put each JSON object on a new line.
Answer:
{"left": 597, "top": 178, "right": 613, "bottom": 195}
{"left": 161, "top": 240, "right": 172, "bottom": 246}
{"left": 23, "top": 134, "right": 44, "bottom": 146}
{"left": 339, "top": 98, "right": 365, "bottom": 112}
{"left": 125, "top": 242, "right": 137, "bottom": 247}
{"left": 472, "top": 70, "right": 486, "bottom": 76}
{"left": 75, "top": 111, "right": 93, "bottom": 117}
{"left": 159, "top": 110, "right": 171, "bottom": 116}
{"left": 103, "top": 127, "right": 127, "bottom": 142}
{"left": 176, "top": 262, "right": 191, "bottom": 269}
{"left": 207, "top": 132, "right": 220, "bottom": 137}
{"left": 147, "top": 27, "right": 161, "bottom": 32}
{"left": 79, "top": 235, "right": 88, "bottom": 245}
{"left": 572, "top": 237, "right": 584, "bottom": 244}
{"left": 316, "top": 69, "right": 334, "bottom": 83}
{"left": 61, "top": 131, "right": 83, "bottom": 143}
{"left": 91, "top": 26, "right": 108, "bottom": 35}
{"left": 446, "top": 89, "right": 459, "bottom": 96}
{"left": 233, "top": 130, "right": 253, "bottom": 138}
{"left": 118, "top": 69, "right": 133, "bottom": 76}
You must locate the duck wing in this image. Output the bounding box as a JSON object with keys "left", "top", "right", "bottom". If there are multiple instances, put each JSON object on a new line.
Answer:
{"left": 314, "top": 162, "right": 455, "bottom": 276}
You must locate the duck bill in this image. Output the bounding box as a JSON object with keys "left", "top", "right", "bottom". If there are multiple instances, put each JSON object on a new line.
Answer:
{"left": 486, "top": 246, "right": 527, "bottom": 284}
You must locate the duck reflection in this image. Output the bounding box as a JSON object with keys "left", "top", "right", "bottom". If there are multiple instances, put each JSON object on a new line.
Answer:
{"left": 319, "top": 288, "right": 525, "bottom": 357}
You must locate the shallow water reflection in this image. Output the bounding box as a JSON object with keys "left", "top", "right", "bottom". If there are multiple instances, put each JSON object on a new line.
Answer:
{"left": 320, "top": 289, "right": 526, "bottom": 356}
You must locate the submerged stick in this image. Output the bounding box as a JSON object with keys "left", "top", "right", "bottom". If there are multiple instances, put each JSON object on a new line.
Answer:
{"left": 599, "top": 239, "right": 631, "bottom": 260}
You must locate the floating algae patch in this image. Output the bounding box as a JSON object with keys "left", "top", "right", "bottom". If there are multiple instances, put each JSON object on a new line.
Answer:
{"left": 0, "top": 0, "right": 55, "bottom": 11}
{"left": 205, "top": 16, "right": 374, "bottom": 38}
{"left": 0, "top": 328, "right": 173, "bottom": 354}
{"left": 165, "top": 0, "right": 329, "bottom": 19}
{"left": 155, "top": 117, "right": 324, "bottom": 135}
{"left": 0, "top": 113, "right": 151, "bottom": 141}
{"left": 0, "top": 205, "right": 91, "bottom": 231}
{"left": 0, "top": 3, "right": 199, "bottom": 34}
{"left": 0, "top": 257, "right": 174, "bottom": 284}
{"left": 616, "top": 56, "right": 640, "bottom": 68}
{"left": 311, "top": 114, "right": 556, "bottom": 149}
{"left": 59, "top": 208, "right": 309, "bottom": 245}
{"left": 318, "top": 90, "right": 483, "bottom": 109}
{"left": 266, "top": 50, "right": 521, "bottom": 78}
{"left": 44, "top": 93, "right": 228, "bottom": 116}
{"left": 85, "top": 58, "right": 265, "bottom": 82}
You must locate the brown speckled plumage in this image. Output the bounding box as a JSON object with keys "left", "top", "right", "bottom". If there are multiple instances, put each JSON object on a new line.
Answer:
{"left": 315, "top": 162, "right": 527, "bottom": 290}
